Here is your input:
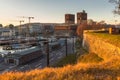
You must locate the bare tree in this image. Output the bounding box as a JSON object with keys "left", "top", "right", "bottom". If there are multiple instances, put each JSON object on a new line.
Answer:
{"left": 109, "top": 0, "right": 120, "bottom": 15}
{"left": 109, "top": 0, "right": 118, "bottom": 4}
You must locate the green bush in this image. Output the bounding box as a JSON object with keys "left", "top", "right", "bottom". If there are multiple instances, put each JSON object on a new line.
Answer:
{"left": 54, "top": 54, "right": 76, "bottom": 67}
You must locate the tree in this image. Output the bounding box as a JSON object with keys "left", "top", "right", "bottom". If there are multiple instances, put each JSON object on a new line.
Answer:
{"left": 8, "top": 24, "right": 14, "bottom": 29}
{"left": 109, "top": 0, "right": 118, "bottom": 4}
{"left": 99, "top": 20, "right": 106, "bottom": 25}
{"left": 8, "top": 24, "right": 15, "bottom": 37}
{"left": 0, "top": 24, "right": 3, "bottom": 27}
{"left": 109, "top": 0, "right": 120, "bottom": 15}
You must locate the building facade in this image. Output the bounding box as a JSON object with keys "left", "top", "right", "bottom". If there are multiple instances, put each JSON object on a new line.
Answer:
{"left": 65, "top": 14, "right": 75, "bottom": 24}
{"left": 77, "top": 10, "right": 87, "bottom": 24}
{"left": 17, "top": 23, "right": 55, "bottom": 37}
{"left": 0, "top": 27, "right": 16, "bottom": 37}
{"left": 54, "top": 24, "right": 77, "bottom": 36}
{"left": 109, "top": 26, "right": 120, "bottom": 34}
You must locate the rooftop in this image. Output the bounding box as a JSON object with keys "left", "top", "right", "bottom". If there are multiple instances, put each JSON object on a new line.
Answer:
{"left": 5, "top": 46, "right": 41, "bottom": 59}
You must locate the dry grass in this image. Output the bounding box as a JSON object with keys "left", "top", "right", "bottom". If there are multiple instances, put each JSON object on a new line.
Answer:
{"left": 88, "top": 32, "right": 120, "bottom": 48}
{"left": 0, "top": 56, "right": 120, "bottom": 80}
{"left": 78, "top": 52, "right": 103, "bottom": 63}
{"left": 1, "top": 32, "right": 120, "bottom": 80}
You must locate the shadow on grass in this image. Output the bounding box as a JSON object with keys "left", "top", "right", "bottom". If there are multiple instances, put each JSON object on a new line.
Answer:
{"left": 62, "top": 68, "right": 120, "bottom": 80}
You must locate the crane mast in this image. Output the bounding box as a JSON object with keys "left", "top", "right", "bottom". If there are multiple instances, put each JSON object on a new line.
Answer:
{"left": 19, "top": 20, "right": 24, "bottom": 36}
{"left": 22, "top": 16, "right": 34, "bottom": 37}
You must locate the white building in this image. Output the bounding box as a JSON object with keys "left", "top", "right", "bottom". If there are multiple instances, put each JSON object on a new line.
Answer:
{"left": 29, "top": 23, "right": 42, "bottom": 33}
{"left": 0, "top": 27, "right": 15, "bottom": 37}
{"left": 20, "top": 23, "right": 55, "bottom": 35}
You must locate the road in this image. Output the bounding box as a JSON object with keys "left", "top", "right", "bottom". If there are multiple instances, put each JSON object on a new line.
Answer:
{"left": 0, "top": 38, "right": 76, "bottom": 73}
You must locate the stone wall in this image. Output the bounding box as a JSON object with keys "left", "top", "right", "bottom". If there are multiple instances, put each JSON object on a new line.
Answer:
{"left": 83, "top": 32, "right": 120, "bottom": 60}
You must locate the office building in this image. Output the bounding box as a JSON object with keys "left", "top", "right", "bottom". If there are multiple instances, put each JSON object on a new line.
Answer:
{"left": 65, "top": 14, "right": 75, "bottom": 24}
{"left": 77, "top": 10, "right": 87, "bottom": 24}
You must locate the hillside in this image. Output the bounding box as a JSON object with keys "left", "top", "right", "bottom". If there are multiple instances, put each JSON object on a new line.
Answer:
{"left": 1, "top": 49, "right": 120, "bottom": 80}
{"left": 1, "top": 32, "right": 120, "bottom": 80}
{"left": 88, "top": 32, "right": 120, "bottom": 48}
{"left": 0, "top": 57, "right": 120, "bottom": 80}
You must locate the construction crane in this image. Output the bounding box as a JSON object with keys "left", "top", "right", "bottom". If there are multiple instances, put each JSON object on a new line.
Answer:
{"left": 20, "top": 16, "right": 34, "bottom": 37}
{"left": 19, "top": 20, "right": 24, "bottom": 36}
{"left": 10, "top": 20, "right": 24, "bottom": 36}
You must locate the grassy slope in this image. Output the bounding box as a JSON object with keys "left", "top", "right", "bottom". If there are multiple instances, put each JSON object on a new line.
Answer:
{"left": 78, "top": 52, "right": 103, "bottom": 63}
{"left": 1, "top": 33, "right": 120, "bottom": 80}
{"left": 1, "top": 48, "right": 117, "bottom": 80}
{"left": 1, "top": 57, "right": 120, "bottom": 80}
{"left": 88, "top": 32, "right": 120, "bottom": 48}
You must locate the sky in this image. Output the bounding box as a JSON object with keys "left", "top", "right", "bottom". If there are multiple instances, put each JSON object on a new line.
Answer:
{"left": 0, "top": 0, "right": 117, "bottom": 26}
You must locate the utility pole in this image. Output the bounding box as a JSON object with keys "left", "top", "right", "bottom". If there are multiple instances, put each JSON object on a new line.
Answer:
{"left": 46, "top": 41, "right": 49, "bottom": 67}
{"left": 73, "top": 36, "right": 74, "bottom": 53}
{"left": 65, "top": 37, "right": 68, "bottom": 56}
